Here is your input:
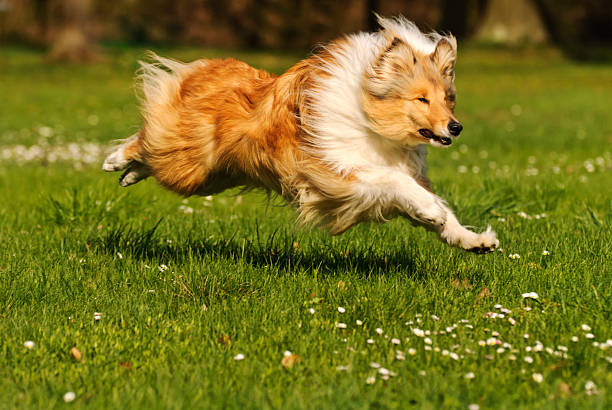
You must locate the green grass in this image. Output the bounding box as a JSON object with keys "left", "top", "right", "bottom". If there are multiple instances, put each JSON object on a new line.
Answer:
{"left": 0, "top": 44, "right": 611, "bottom": 409}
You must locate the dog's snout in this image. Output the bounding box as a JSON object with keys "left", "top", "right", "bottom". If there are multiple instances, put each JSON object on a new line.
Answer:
{"left": 448, "top": 121, "right": 463, "bottom": 136}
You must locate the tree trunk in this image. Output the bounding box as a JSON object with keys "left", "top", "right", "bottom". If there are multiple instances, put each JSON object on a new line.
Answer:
{"left": 474, "top": 0, "right": 549, "bottom": 45}
{"left": 47, "top": 0, "right": 99, "bottom": 63}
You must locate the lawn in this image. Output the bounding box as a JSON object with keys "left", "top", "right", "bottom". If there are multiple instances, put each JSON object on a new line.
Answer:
{"left": 0, "top": 44, "right": 611, "bottom": 409}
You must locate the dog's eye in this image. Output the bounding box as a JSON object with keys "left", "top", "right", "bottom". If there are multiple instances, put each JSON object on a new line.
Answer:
{"left": 417, "top": 97, "right": 429, "bottom": 104}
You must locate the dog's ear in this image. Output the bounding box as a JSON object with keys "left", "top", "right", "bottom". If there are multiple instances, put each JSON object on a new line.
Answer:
{"left": 365, "top": 36, "right": 416, "bottom": 98}
{"left": 431, "top": 37, "right": 457, "bottom": 81}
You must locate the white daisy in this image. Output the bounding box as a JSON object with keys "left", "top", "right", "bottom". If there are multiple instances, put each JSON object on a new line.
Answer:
{"left": 412, "top": 328, "right": 424, "bottom": 337}
{"left": 63, "top": 392, "right": 76, "bottom": 402}
{"left": 585, "top": 381, "right": 598, "bottom": 395}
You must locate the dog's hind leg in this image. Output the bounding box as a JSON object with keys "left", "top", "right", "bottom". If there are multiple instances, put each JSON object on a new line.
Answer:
{"left": 102, "top": 133, "right": 143, "bottom": 172}
{"left": 119, "top": 161, "right": 151, "bottom": 187}
{"left": 104, "top": 132, "right": 151, "bottom": 187}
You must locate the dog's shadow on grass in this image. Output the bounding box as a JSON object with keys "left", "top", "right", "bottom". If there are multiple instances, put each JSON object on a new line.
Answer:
{"left": 94, "top": 224, "right": 421, "bottom": 277}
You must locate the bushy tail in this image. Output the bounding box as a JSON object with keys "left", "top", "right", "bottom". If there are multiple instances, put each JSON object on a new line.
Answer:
{"left": 104, "top": 52, "right": 202, "bottom": 188}
{"left": 103, "top": 52, "right": 189, "bottom": 187}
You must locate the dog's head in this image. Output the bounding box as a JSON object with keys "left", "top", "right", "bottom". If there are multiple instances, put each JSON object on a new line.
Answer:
{"left": 362, "top": 27, "right": 461, "bottom": 148}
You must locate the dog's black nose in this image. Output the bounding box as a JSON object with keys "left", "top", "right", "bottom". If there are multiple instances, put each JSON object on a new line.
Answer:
{"left": 448, "top": 121, "right": 463, "bottom": 136}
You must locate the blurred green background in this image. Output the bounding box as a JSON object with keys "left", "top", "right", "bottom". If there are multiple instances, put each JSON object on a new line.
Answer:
{"left": 1, "top": 0, "right": 611, "bottom": 60}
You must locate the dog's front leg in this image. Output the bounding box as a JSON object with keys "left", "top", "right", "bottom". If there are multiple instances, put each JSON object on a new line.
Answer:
{"left": 360, "top": 170, "right": 449, "bottom": 228}
{"left": 408, "top": 192, "right": 499, "bottom": 253}
{"left": 433, "top": 206, "right": 499, "bottom": 253}
{"left": 406, "top": 184, "right": 499, "bottom": 254}
{"left": 363, "top": 170, "right": 498, "bottom": 253}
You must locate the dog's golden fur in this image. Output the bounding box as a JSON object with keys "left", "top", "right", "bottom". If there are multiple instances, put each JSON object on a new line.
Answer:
{"left": 104, "top": 16, "right": 499, "bottom": 252}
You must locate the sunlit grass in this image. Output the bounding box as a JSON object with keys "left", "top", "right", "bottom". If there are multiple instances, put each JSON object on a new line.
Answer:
{"left": 0, "top": 44, "right": 611, "bottom": 409}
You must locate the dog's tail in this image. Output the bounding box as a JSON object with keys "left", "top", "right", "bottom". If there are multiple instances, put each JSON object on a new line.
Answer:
{"left": 102, "top": 52, "right": 189, "bottom": 188}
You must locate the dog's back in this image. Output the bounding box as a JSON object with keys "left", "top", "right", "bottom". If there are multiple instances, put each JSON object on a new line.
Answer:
{"left": 104, "top": 56, "right": 303, "bottom": 196}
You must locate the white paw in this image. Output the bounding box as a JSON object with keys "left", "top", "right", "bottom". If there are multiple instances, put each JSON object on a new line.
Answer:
{"left": 119, "top": 163, "right": 150, "bottom": 187}
{"left": 464, "top": 226, "right": 499, "bottom": 254}
{"left": 102, "top": 148, "right": 130, "bottom": 172}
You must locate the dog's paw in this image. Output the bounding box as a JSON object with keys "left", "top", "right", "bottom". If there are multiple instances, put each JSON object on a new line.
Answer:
{"left": 119, "top": 163, "right": 150, "bottom": 187}
{"left": 465, "top": 227, "right": 499, "bottom": 254}
{"left": 103, "top": 148, "right": 130, "bottom": 172}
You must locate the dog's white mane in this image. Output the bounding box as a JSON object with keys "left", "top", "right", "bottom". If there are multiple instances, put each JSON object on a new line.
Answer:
{"left": 302, "top": 16, "right": 451, "bottom": 179}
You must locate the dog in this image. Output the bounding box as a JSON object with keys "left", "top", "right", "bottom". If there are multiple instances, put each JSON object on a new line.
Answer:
{"left": 103, "top": 16, "right": 499, "bottom": 253}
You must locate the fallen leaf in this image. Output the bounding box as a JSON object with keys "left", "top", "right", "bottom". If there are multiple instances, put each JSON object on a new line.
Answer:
{"left": 70, "top": 347, "right": 82, "bottom": 362}
{"left": 218, "top": 334, "right": 230, "bottom": 346}
{"left": 120, "top": 362, "right": 131, "bottom": 369}
{"left": 476, "top": 287, "right": 491, "bottom": 301}
{"left": 558, "top": 382, "right": 572, "bottom": 397}
{"left": 451, "top": 278, "right": 473, "bottom": 290}
{"left": 281, "top": 353, "right": 301, "bottom": 368}
{"left": 337, "top": 280, "right": 347, "bottom": 291}
{"left": 549, "top": 360, "right": 567, "bottom": 371}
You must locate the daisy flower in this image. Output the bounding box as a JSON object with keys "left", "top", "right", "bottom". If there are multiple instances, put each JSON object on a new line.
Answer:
{"left": 63, "top": 392, "right": 76, "bottom": 402}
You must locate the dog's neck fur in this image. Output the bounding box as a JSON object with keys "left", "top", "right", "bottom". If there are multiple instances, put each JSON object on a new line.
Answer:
{"left": 294, "top": 32, "right": 430, "bottom": 184}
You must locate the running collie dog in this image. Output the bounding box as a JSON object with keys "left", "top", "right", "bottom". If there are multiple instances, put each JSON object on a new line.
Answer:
{"left": 103, "top": 16, "right": 499, "bottom": 253}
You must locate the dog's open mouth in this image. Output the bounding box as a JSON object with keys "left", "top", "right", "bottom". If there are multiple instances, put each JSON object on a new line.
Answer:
{"left": 418, "top": 129, "right": 452, "bottom": 146}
